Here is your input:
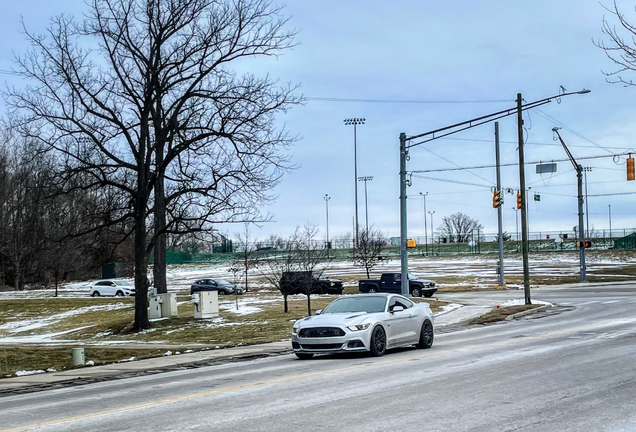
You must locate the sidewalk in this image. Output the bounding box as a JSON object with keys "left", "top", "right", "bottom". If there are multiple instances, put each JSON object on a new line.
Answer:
{"left": 0, "top": 341, "right": 291, "bottom": 394}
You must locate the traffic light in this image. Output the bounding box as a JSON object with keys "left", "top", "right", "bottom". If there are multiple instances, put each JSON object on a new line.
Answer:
{"left": 516, "top": 192, "right": 522, "bottom": 210}
{"left": 578, "top": 241, "right": 592, "bottom": 248}
{"left": 628, "top": 155, "right": 635, "bottom": 181}
{"left": 492, "top": 190, "right": 502, "bottom": 208}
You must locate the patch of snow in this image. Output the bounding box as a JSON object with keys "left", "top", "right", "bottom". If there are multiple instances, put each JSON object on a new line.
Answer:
{"left": 0, "top": 303, "right": 130, "bottom": 334}
{"left": 15, "top": 370, "right": 46, "bottom": 376}
{"left": 0, "top": 326, "right": 94, "bottom": 344}
{"left": 149, "top": 317, "right": 169, "bottom": 322}
{"left": 434, "top": 303, "right": 463, "bottom": 316}
{"left": 85, "top": 360, "right": 95, "bottom": 366}
{"left": 118, "top": 357, "right": 136, "bottom": 363}
{"left": 46, "top": 368, "right": 56, "bottom": 372}
{"left": 501, "top": 299, "right": 552, "bottom": 307}
{"left": 163, "top": 351, "right": 173, "bottom": 356}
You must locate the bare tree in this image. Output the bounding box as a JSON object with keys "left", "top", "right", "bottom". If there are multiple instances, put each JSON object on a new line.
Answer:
{"left": 438, "top": 212, "right": 483, "bottom": 243}
{"left": 8, "top": 0, "right": 299, "bottom": 330}
{"left": 256, "top": 225, "right": 330, "bottom": 314}
{"left": 351, "top": 227, "right": 387, "bottom": 278}
{"left": 234, "top": 224, "right": 255, "bottom": 293}
{"left": 596, "top": 2, "right": 636, "bottom": 86}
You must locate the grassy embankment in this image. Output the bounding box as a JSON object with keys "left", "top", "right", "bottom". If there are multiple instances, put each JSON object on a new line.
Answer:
{"left": 0, "top": 294, "right": 445, "bottom": 376}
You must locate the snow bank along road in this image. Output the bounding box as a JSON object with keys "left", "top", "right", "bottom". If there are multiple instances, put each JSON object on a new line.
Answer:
{"left": 2, "top": 283, "right": 636, "bottom": 432}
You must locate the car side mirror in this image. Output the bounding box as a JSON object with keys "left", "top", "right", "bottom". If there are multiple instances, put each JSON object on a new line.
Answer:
{"left": 391, "top": 305, "right": 404, "bottom": 313}
{"left": 315, "top": 309, "right": 322, "bottom": 315}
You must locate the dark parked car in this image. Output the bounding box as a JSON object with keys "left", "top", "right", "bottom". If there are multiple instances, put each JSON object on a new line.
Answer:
{"left": 358, "top": 272, "right": 437, "bottom": 298}
{"left": 190, "top": 279, "right": 242, "bottom": 295}
{"left": 280, "top": 271, "right": 344, "bottom": 295}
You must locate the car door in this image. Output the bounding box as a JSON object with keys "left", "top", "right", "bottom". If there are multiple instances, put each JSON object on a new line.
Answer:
{"left": 382, "top": 274, "right": 400, "bottom": 293}
{"left": 384, "top": 297, "right": 413, "bottom": 347}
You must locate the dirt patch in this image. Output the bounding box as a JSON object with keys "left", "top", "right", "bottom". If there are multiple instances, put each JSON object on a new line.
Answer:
{"left": 468, "top": 304, "right": 543, "bottom": 325}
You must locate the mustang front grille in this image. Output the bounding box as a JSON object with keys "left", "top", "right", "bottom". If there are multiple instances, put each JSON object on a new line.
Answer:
{"left": 299, "top": 327, "right": 345, "bottom": 338}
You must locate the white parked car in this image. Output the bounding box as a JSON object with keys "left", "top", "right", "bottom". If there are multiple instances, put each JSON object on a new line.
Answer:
{"left": 89, "top": 280, "right": 135, "bottom": 297}
{"left": 291, "top": 293, "right": 434, "bottom": 359}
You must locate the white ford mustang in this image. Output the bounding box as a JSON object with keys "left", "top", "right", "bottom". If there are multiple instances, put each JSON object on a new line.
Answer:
{"left": 291, "top": 293, "right": 434, "bottom": 359}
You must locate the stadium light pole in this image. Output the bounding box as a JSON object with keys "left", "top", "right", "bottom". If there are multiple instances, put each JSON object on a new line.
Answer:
{"left": 344, "top": 118, "right": 365, "bottom": 246}
{"left": 358, "top": 176, "right": 373, "bottom": 232}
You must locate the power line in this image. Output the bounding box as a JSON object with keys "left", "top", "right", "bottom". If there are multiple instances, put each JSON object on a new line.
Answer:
{"left": 535, "top": 108, "right": 615, "bottom": 155}
{"left": 305, "top": 97, "right": 512, "bottom": 104}
{"left": 419, "top": 146, "right": 494, "bottom": 185}
{"left": 587, "top": 191, "right": 636, "bottom": 197}
{"left": 438, "top": 136, "right": 632, "bottom": 151}
{"left": 410, "top": 153, "right": 621, "bottom": 173}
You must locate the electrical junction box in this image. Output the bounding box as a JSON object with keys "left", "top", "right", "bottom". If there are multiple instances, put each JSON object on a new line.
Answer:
{"left": 149, "top": 295, "right": 162, "bottom": 319}
{"left": 193, "top": 291, "right": 219, "bottom": 319}
{"left": 407, "top": 239, "right": 417, "bottom": 248}
{"left": 159, "top": 292, "right": 178, "bottom": 317}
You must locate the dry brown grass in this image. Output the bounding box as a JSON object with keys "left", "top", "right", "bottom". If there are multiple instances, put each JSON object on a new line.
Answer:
{"left": 468, "top": 304, "right": 543, "bottom": 325}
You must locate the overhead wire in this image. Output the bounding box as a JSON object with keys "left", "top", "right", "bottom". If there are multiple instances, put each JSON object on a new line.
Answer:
{"left": 304, "top": 97, "right": 512, "bottom": 104}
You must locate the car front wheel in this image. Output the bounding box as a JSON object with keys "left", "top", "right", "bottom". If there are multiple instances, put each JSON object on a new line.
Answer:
{"left": 417, "top": 320, "right": 434, "bottom": 349}
{"left": 115, "top": 290, "right": 124, "bottom": 297}
{"left": 369, "top": 326, "right": 386, "bottom": 357}
{"left": 91, "top": 291, "right": 100, "bottom": 297}
{"left": 411, "top": 287, "right": 422, "bottom": 297}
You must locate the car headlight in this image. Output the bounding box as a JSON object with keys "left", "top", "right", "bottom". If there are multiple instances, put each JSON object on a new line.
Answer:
{"left": 292, "top": 325, "right": 299, "bottom": 335}
{"left": 347, "top": 323, "right": 370, "bottom": 332}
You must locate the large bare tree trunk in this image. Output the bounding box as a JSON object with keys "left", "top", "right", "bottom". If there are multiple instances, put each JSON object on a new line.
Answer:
{"left": 153, "top": 146, "right": 167, "bottom": 295}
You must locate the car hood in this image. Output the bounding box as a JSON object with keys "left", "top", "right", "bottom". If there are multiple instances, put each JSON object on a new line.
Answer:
{"left": 296, "top": 312, "right": 377, "bottom": 328}
{"left": 413, "top": 278, "right": 435, "bottom": 284}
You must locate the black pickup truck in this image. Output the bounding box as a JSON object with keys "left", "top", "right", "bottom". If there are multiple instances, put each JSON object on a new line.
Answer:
{"left": 280, "top": 271, "right": 344, "bottom": 295}
{"left": 358, "top": 272, "right": 437, "bottom": 298}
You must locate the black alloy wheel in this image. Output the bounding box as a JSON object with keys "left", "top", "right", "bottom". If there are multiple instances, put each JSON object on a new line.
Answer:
{"left": 368, "top": 287, "right": 378, "bottom": 293}
{"left": 295, "top": 353, "right": 314, "bottom": 360}
{"left": 370, "top": 326, "right": 387, "bottom": 357}
{"left": 411, "top": 287, "right": 422, "bottom": 297}
{"left": 417, "top": 320, "right": 434, "bottom": 349}
{"left": 219, "top": 290, "right": 227, "bottom": 295}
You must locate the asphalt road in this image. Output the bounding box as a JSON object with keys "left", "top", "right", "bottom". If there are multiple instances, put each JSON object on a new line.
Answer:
{"left": 2, "top": 283, "right": 636, "bottom": 432}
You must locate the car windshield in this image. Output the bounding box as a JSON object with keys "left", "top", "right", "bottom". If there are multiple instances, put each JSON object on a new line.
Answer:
{"left": 322, "top": 296, "right": 387, "bottom": 314}
{"left": 115, "top": 280, "right": 132, "bottom": 286}
{"left": 408, "top": 273, "right": 419, "bottom": 280}
{"left": 215, "top": 280, "right": 231, "bottom": 286}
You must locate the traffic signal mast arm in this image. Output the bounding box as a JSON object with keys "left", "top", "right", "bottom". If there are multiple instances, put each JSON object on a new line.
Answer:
{"left": 552, "top": 128, "right": 588, "bottom": 282}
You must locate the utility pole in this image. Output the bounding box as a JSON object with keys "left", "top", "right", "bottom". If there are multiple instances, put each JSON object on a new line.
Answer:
{"left": 420, "top": 192, "right": 428, "bottom": 256}
{"left": 494, "top": 122, "right": 505, "bottom": 286}
{"left": 584, "top": 167, "right": 592, "bottom": 237}
{"left": 517, "top": 93, "right": 531, "bottom": 304}
{"left": 513, "top": 207, "right": 520, "bottom": 253}
{"left": 324, "top": 194, "right": 331, "bottom": 248}
{"left": 553, "top": 128, "right": 587, "bottom": 283}
{"left": 399, "top": 132, "right": 409, "bottom": 296}
{"left": 609, "top": 204, "right": 612, "bottom": 244}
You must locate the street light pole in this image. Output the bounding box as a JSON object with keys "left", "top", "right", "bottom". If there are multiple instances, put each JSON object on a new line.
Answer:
{"left": 399, "top": 88, "right": 590, "bottom": 303}
{"left": 358, "top": 176, "right": 373, "bottom": 232}
{"left": 419, "top": 192, "right": 428, "bottom": 256}
{"left": 324, "top": 194, "right": 331, "bottom": 247}
{"left": 344, "top": 118, "right": 365, "bottom": 246}
{"left": 609, "top": 204, "right": 612, "bottom": 244}
{"left": 428, "top": 211, "right": 435, "bottom": 246}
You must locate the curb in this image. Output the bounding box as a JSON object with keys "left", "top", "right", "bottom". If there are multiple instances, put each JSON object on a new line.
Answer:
{"left": 505, "top": 304, "right": 550, "bottom": 321}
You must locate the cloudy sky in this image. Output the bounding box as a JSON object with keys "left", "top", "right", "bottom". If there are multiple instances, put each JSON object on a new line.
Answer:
{"left": 2, "top": 0, "right": 635, "bottom": 242}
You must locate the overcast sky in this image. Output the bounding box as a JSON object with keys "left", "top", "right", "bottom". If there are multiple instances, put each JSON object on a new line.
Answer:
{"left": 2, "top": 0, "right": 636, "bottom": 242}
